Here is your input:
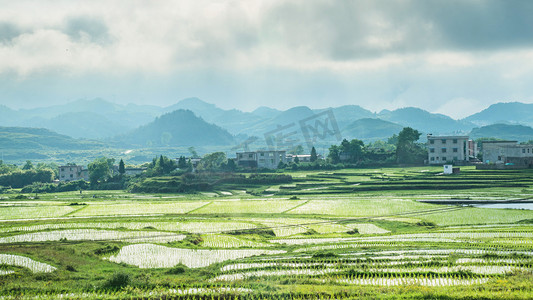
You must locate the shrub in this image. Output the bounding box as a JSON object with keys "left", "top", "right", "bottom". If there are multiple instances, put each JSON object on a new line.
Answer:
{"left": 166, "top": 263, "right": 188, "bottom": 274}
{"left": 104, "top": 272, "right": 131, "bottom": 289}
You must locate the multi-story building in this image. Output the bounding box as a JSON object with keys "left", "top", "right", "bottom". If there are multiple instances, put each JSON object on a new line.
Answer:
{"left": 427, "top": 135, "right": 473, "bottom": 165}
{"left": 481, "top": 141, "right": 533, "bottom": 167}
{"left": 58, "top": 165, "right": 89, "bottom": 182}
{"left": 236, "top": 150, "right": 287, "bottom": 169}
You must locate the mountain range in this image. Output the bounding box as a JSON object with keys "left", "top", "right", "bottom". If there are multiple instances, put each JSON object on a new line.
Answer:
{"left": 2, "top": 99, "right": 533, "bottom": 152}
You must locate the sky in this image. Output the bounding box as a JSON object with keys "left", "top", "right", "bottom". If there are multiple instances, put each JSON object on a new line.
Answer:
{"left": 1, "top": 0, "right": 533, "bottom": 119}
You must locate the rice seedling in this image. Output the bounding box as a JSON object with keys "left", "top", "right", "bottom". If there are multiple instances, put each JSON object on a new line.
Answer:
{"left": 0, "top": 254, "right": 56, "bottom": 273}
{"left": 107, "top": 244, "right": 285, "bottom": 268}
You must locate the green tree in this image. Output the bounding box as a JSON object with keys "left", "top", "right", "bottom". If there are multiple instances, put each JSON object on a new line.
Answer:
{"left": 328, "top": 145, "right": 340, "bottom": 164}
{"left": 88, "top": 157, "right": 115, "bottom": 185}
{"left": 198, "top": 152, "right": 226, "bottom": 171}
{"left": 396, "top": 127, "right": 425, "bottom": 164}
{"left": 22, "top": 160, "right": 34, "bottom": 170}
{"left": 151, "top": 155, "right": 177, "bottom": 175}
{"left": 188, "top": 147, "right": 199, "bottom": 158}
{"left": 177, "top": 156, "right": 188, "bottom": 169}
{"left": 293, "top": 156, "right": 300, "bottom": 164}
{"left": 118, "top": 159, "right": 125, "bottom": 175}
{"left": 310, "top": 147, "right": 318, "bottom": 162}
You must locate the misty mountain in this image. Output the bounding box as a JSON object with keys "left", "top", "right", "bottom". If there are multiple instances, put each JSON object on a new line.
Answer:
{"left": 341, "top": 118, "right": 404, "bottom": 142}
{"left": 0, "top": 98, "right": 162, "bottom": 139}
{"left": 315, "top": 105, "right": 375, "bottom": 129}
{"left": 251, "top": 106, "right": 282, "bottom": 119}
{"left": 165, "top": 97, "right": 263, "bottom": 134}
{"left": 30, "top": 112, "right": 131, "bottom": 139}
{"left": 244, "top": 106, "right": 316, "bottom": 137}
{"left": 0, "top": 127, "right": 103, "bottom": 150}
{"left": 464, "top": 102, "right": 533, "bottom": 127}
{"left": 469, "top": 124, "right": 533, "bottom": 142}
{"left": 113, "top": 109, "right": 234, "bottom": 147}
{"left": 378, "top": 107, "right": 475, "bottom": 134}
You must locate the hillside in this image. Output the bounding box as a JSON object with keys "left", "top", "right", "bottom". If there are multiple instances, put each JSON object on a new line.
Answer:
{"left": 341, "top": 118, "right": 404, "bottom": 142}
{"left": 469, "top": 123, "right": 533, "bottom": 142}
{"left": 113, "top": 109, "right": 234, "bottom": 147}
{"left": 165, "top": 98, "right": 262, "bottom": 134}
{"left": 378, "top": 107, "right": 474, "bottom": 134}
{"left": 464, "top": 102, "right": 533, "bottom": 127}
{"left": 0, "top": 127, "right": 104, "bottom": 150}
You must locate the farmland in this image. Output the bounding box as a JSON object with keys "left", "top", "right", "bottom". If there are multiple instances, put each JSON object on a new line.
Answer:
{"left": 0, "top": 167, "right": 532, "bottom": 299}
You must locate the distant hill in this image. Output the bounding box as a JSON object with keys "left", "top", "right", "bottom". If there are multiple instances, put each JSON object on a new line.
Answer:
{"left": 469, "top": 124, "right": 533, "bottom": 142}
{"left": 378, "top": 107, "right": 474, "bottom": 134}
{"left": 0, "top": 127, "right": 103, "bottom": 150}
{"left": 165, "top": 98, "right": 262, "bottom": 134}
{"left": 251, "top": 106, "right": 282, "bottom": 119}
{"left": 245, "top": 106, "right": 316, "bottom": 137}
{"left": 0, "top": 98, "right": 162, "bottom": 139}
{"left": 113, "top": 109, "right": 234, "bottom": 147}
{"left": 316, "top": 105, "right": 375, "bottom": 129}
{"left": 341, "top": 118, "right": 404, "bottom": 142}
{"left": 30, "top": 112, "right": 130, "bottom": 139}
{"left": 464, "top": 102, "right": 533, "bottom": 127}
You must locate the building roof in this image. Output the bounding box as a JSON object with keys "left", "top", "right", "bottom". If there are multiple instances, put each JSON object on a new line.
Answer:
{"left": 480, "top": 140, "right": 518, "bottom": 144}
{"left": 427, "top": 135, "right": 469, "bottom": 139}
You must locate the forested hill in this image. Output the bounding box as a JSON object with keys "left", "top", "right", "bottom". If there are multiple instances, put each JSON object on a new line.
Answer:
{"left": 112, "top": 109, "right": 235, "bottom": 147}
{"left": 0, "top": 127, "right": 104, "bottom": 150}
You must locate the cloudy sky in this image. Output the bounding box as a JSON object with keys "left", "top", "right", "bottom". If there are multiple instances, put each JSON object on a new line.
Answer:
{"left": 1, "top": 0, "right": 533, "bottom": 118}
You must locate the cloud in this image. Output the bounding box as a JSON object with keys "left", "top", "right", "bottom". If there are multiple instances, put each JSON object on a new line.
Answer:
{"left": 63, "top": 16, "right": 112, "bottom": 45}
{"left": 1, "top": 0, "right": 533, "bottom": 116}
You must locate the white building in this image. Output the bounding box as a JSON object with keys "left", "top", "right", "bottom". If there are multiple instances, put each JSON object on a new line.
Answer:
{"left": 236, "top": 150, "right": 287, "bottom": 169}
{"left": 58, "top": 165, "right": 89, "bottom": 182}
{"left": 427, "top": 135, "right": 475, "bottom": 165}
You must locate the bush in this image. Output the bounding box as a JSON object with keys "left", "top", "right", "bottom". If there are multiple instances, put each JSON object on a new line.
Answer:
{"left": 166, "top": 263, "right": 188, "bottom": 274}
{"left": 104, "top": 272, "right": 131, "bottom": 289}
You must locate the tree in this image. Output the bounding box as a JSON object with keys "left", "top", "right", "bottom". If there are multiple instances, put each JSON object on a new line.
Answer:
{"left": 328, "top": 145, "right": 340, "bottom": 164}
{"left": 198, "top": 152, "right": 226, "bottom": 171}
{"left": 396, "top": 127, "right": 425, "bottom": 164}
{"left": 88, "top": 157, "right": 115, "bottom": 185}
{"left": 310, "top": 147, "right": 318, "bottom": 162}
{"left": 118, "top": 159, "right": 125, "bottom": 175}
{"left": 188, "top": 147, "right": 199, "bottom": 158}
{"left": 151, "top": 155, "right": 177, "bottom": 175}
{"left": 22, "top": 160, "right": 34, "bottom": 170}
{"left": 177, "top": 156, "right": 188, "bottom": 170}
{"left": 293, "top": 156, "right": 300, "bottom": 164}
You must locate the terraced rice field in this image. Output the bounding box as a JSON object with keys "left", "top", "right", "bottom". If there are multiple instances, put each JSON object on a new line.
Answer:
{"left": 0, "top": 167, "right": 532, "bottom": 299}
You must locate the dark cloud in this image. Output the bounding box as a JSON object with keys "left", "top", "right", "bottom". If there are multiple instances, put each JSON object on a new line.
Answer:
{"left": 265, "top": 0, "right": 533, "bottom": 60}
{"left": 63, "top": 16, "right": 111, "bottom": 45}
{"left": 0, "top": 22, "right": 24, "bottom": 44}
{"left": 418, "top": 0, "right": 533, "bottom": 50}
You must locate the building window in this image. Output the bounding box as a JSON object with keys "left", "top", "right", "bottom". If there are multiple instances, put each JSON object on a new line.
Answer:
{"left": 453, "top": 148, "right": 458, "bottom": 153}
{"left": 248, "top": 154, "right": 253, "bottom": 159}
{"left": 453, "top": 139, "right": 458, "bottom": 144}
{"left": 453, "top": 156, "right": 458, "bottom": 161}
{"left": 70, "top": 174, "right": 73, "bottom": 178}
{"left": 429, "top": 140, "right": 435, "bottom": 144}
{"left": 498, "top": 156, "right": 502, "bottom": 160}
{"left": 441, "top": 148, "right": 447, "bottom": 153}
{"left": 442, "top": 157, "right": 447, "bottom": 161}
{"left": 271, "top": 159, "right": 274, "bottom": 164}
{"left": 430, "top": 157, "right": 435, "bottom": 161}
{"left": 430, "top": 148, "right": 435, "bottom": 153}
{"left": 260, "top": 153, "right": 264, "bottom": 156}
{"left": 523, "top": 149, "right": 526, "bottom": 153}
{"left": 441, "top": 139, "right": 446, "bottom": 144}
